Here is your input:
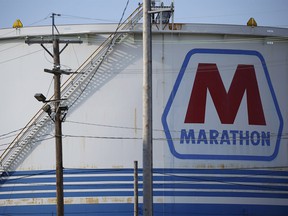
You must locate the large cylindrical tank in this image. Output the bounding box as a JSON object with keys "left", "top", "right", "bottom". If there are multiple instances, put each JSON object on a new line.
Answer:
{"left": 0, "top": 22, "right": 288, "bottom": 216}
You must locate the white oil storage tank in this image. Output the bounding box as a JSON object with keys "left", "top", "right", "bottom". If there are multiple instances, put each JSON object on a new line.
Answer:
{"left": 0, "top": 4, "right": 288, "bottom": 216}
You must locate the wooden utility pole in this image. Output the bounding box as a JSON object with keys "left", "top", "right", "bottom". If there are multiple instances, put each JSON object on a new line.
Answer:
{"left": 25, "top": 13, "right": 82, "bottom": 216}
{"left": 53, "top": 38, "right": 64, "bottom": 216}
{"left": 143, "top": 0, "right": 153, "bottom": 215}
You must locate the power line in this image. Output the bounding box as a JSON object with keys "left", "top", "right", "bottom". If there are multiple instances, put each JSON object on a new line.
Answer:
{"left": 0, "top": 135, "right": 54, "bottom": 152}
{"left": 60, "top": 14, "right": 117, "bottom": 23}
{"left": 66, "top": 120, "right": 144, "bottom": 131}
{"left": 0, "top": 128, "right": 24, "bottom": 139}
{"left": 64, "top": 120, "right": 288, "bottom": 142}
{"left": 27, "top": 14, "right": 51, "bottom": 27}
{"left": 0, "top": 121, "right": 49, "bottom": 142}
{"left": 2, "top": 116, "right": 288, "bottom": 147}
{"left": 1, "top": 130, "right": 287, "bottom": 151}
{"left": 62, "top": 134, "right": 141, "bottom": 140}
{"left": 0, "top": 43, "right": 23, "bottom": 53}
{"left": 0, "top": 14, "right": 51, "bottom": 39}
{"left": 0, "top": 47, "right": 44, "bottom": 64}
{"left": 67, "top": 0, "right": 131, "bottom": 109}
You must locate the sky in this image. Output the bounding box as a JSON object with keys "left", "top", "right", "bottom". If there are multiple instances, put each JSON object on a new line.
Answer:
{"left": 0, "top": 0, "right": 288, "bottom": 29}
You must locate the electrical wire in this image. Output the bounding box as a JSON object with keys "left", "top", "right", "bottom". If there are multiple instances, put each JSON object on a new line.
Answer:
{"left": 45, "top": 77, "right": 54, "bottom": 99}
{"left": 0, "top": 128, "right": 25, "bottom": 139}
{"left": 0, "top": 47, "right": 44, "bottom": 64}
{"left": 0, "top": 29, "right": 17, "bottom": 37}
{"left": 1, "top": 115, "right": 288, "bottom": 149}
{"left": 66, "top": 119, "right": 163, "bottom": 132}
{"left": 0, "top": 135, "right": 54, "bottom": 152}
{"left": 71, "top": 44, "right": 80, "bottom": 68}
{"left": 0, "top": 14, "right": 50, "bottom": 40}
{"left": 67, "top": 0, "right": 130, "bottom": 109}
{"left": 26, "top": 14, "right": 51, "bottom": 27}
{"left": 0, "top": 43, "right": 23, "bottom": 53}
{"left": 64, "top": 120, "right": 288, "bottom": 143}
{"left": 60, "top": 133, "right": 285, "bottom": 142}
{"left": 60, "top": 14, "right": 117, "bottom": 23}
{"left": 0, "top": 130, "right": 286, "bottom": 151}
{"left": 62, "top": 134, "right": 141, "bottom": 140}
{"left": 65, "top": 119, "right": 286, "bottom": 139}
{"left": 0, "top": 120, "right": 49, "bottom": 143}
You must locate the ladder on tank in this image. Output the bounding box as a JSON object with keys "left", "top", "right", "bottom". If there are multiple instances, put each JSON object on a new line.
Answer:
{"left": 0, "top": 4, "right": 143, "bottom": 177}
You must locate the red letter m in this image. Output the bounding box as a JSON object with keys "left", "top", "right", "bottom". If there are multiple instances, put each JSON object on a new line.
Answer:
{"left": 185, "top": 63, "right": 266, "bottom": 125}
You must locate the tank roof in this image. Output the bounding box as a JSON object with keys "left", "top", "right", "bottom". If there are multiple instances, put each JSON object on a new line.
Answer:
{"left": 0, "top": 23, "right": 288, "bottom": 41}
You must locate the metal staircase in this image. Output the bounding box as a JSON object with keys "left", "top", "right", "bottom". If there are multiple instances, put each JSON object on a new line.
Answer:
{"left": 0, "top": 4, "right": 143, "bottom": 177}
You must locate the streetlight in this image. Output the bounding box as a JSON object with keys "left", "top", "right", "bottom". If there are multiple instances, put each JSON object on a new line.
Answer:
{"left": 34, "top": 93, "right": 47, "bottom": 103}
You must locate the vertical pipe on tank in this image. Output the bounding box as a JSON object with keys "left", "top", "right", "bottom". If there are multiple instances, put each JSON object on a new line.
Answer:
{"left": 134, "top": 161, "right": 139, "bottom": 216}
{"left": 143, "top": 0, "right": 153, "bottom": 215}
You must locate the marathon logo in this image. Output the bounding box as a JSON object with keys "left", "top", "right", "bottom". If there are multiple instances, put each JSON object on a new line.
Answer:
{"left": 162, "top": 49, "right": 283, "bottom": 161}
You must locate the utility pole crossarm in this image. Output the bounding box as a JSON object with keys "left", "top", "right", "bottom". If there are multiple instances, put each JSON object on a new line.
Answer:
{"left": 25, "top": 38, "right": 82, "bottom": 59}
{"left": 25, "top": 38, "right": 83, "bottom": 45}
